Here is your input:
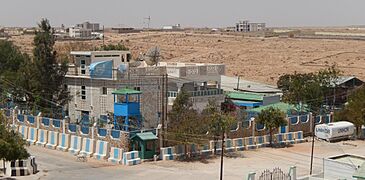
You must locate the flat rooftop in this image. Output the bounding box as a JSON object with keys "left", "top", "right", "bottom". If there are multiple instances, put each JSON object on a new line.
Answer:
{"left": 158, "top": 62, "right": 223, "bottom": 67}
{"left": 70, "top": 50, "right": 130, "bottom": 56}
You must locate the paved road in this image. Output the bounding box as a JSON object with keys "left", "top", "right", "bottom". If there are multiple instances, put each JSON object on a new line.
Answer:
{"left": 12, "top": 140, "right": 365, "bottom": 180}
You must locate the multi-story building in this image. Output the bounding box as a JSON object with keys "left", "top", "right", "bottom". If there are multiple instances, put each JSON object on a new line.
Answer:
{"left": 236, "top": 20, "right": 266, "bottom": 32}
{"left": 69, "top": 27, "right": 92, "bottom": 38}
{"left": 65, "top": 51, "right": 225, "bottom": 129}
{"left": 76, "top": 21, "right": 100, "bottom": 32}
{"left": 248, "top": 23, "right": 266, "bottom": 32}
{"left": 163, "top": 62, "right": 225, "bottom": 111}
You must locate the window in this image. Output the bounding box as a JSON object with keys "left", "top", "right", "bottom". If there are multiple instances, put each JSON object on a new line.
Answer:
{"left": 80, "top": 60, "right": 86, "bottom": 75}
{"left": 81, "top": 86, "right": 86, "bottom": 100}
{"left": 101, "top": 87, "right": 107, "bottom": 95}
{"left": 127, "top": 54, "right": 131, "bottom": 62}
{"left": 134, "top": 87, "right": 140, "bottom": 91}
{"left": 121, "top": 56, "right": 125, "bottom": 62}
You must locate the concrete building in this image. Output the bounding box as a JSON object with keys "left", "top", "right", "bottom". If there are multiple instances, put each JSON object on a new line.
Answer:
{"left": 65, "top": 50, "right": 165, "bottom": 129}
{"left": 162, "top": 24, "right": 181, "bottom": 31}
{"left": 161, "top": 62, "right": 226, "bottom": 111}
{"left": 236, "top": 20, "right": 266, "bottom": 32}
{"left": 65, "top": 51, "right": 225, "bottom": 129}
{"left": 76, "top": 21, "right": 100, "bottom": 32}
{"left": 69, "top": 27, "right": 92, "bottom": 38}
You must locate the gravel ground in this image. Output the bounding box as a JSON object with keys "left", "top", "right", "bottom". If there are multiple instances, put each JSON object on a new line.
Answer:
{"left": 5, "top": 139, "right": 364, "bottom": 180}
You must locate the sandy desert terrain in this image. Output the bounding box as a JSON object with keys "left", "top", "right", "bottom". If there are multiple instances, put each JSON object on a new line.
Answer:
{"left": 9, "top": 31, "right": 365, "bottom": 85}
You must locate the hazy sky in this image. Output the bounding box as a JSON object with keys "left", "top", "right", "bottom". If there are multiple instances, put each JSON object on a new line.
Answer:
{"left": 1, "top": 0, "right": 365, "bottom": 28}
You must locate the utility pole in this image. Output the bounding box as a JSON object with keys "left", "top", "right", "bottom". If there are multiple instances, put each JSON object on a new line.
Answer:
{"left": 160, "top": 74, "right": 165, "bottom": 148}
{"left": 164, "top": 73, "right": 168, "bottom": 147}
{"left": 220, "top": 131, "right": 225, "bottom": 180}
{"left": 102, "top": 25, "right": 105, "bottom": 46}
{"left": 310, "top": 113, "right": 316, "bottom": 175}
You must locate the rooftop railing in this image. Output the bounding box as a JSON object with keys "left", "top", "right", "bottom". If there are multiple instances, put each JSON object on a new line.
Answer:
{"left": 168, "top": 89, "right": 224, "bottom": 98}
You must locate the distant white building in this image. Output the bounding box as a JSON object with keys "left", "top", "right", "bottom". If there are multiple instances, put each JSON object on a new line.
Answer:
{"left": 69, "top": 27, "right": 92, "bottom": 38}
{"left": 162, "top": 24, "right": 181, "bottom": 30}
{"left": 236, "top": 20, "right": 266, "bottom": 32}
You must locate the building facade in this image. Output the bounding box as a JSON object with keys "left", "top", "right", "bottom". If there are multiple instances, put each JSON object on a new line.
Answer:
{"left": 65, "top": 51, "right": 165, "bottom": 129}
{"left": 76, "top": 21, "right": 100, "bottom": 32}
{"left": 236, "top": 20, "right": 266, "bottom": 32}
{"left": 69, "top": 27, "right": 92, "bottom": 38}
{"left": 65, "top": 52, "right": 226, "bottom": 129}
{"left": 162, "top": 62, "right": 226, "bottom": 112}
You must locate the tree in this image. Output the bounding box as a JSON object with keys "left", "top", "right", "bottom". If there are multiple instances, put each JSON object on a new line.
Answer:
{"left": 0, "top": 111, "right": 30, "bottom": 174}
{"left": 0, "top": 40, "right": 26, "bottom": 76}
{"left": 0, "top": 40, "right": 28, "bottom": 104}
{"left": 32, "top": 19, "right": 70, "bottom": 115}
{"left": 337, "top": 86, "right": 365, "bottom": 137}
{"left": 202, "top": 99, "right": 236, "bottom": 155}
{"left": 277, "top": 66, "right": 340, "bottom": 115}
{"left": 167, "top": 91, "right": 207, "bottom": 157}
{"left": 256, "top": 107, "right": 287, "bottom": 147}
{"left": 277, "top": 66, "right": 340, "bottom": 175}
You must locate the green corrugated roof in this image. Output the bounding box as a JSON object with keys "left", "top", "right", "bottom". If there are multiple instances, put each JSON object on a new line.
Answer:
{"left": 112, "top": 88, "right": 142, "bottom": 95}
{"left": 248, "top": 102, "right": 296, "bottom": 113}
{"left": 226, "top": 92, "right": 264, "bottom": 101}
{"left": 132, "top": 132, "right": 158, "bottom": 141}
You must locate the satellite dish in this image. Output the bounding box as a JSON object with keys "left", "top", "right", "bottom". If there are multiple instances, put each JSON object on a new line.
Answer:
{"left": 145, "top": 46, "right": 161, "bottom": 66}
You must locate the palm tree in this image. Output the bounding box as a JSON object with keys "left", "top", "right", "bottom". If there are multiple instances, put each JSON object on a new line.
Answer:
{"left": 256, "top": 107, "right": 287, "bottom": 147}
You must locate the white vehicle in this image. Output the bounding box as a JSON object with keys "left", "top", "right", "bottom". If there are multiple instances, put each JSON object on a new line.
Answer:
{"left": 315, "top": 121, "right": 355, "bottom": 142}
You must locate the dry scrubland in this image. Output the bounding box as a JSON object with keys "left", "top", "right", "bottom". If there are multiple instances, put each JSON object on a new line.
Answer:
{"left": 10, "top": 31, "right": 365, "bottom": 85}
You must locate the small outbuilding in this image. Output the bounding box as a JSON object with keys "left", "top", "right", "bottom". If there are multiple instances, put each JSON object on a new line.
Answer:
{"left": 130, "top": 132, "right": 158, "bottom": 160}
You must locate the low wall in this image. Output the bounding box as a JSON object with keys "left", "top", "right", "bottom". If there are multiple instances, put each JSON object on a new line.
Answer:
{"left": 8, "top": 109, "right": 130, "bottom": 151}
{"left": 228, "top": 113, "right": 332, "bottom": 139}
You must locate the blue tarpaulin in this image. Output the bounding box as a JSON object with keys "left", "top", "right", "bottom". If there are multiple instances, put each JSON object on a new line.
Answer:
{"left": 89, "top": 60, "right": 113, "bottom": 78}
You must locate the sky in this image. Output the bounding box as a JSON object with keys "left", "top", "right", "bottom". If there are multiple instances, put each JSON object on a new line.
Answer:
{"left": 1, "top": 0, "right": 365, "bottom": 28}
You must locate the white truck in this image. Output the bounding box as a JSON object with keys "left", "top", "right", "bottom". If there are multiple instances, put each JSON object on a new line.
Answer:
{"left": 315, "top": 121, "right": 355, "bottom": 142}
